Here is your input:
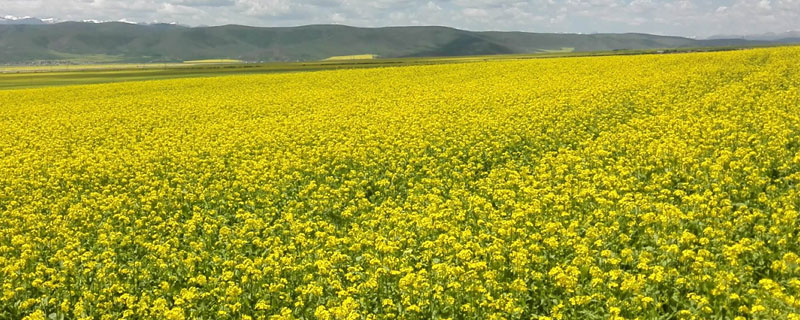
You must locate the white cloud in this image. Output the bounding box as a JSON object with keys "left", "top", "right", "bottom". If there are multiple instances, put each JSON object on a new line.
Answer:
{"left": 462, "top": 8, "right": 489, "bottom": 18}
{"left": 1, "top": 0, "right": 799, "bottom": 37}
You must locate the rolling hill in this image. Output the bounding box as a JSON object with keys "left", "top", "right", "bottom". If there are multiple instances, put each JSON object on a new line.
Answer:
{"left": 0, "top": 22, "right": 782, "bottom": 64}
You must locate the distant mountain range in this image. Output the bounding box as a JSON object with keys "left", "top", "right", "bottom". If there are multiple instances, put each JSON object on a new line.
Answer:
{"left": 0, "top": 15, "right": 175, "bottom": 26}
{"left": 708, "top": 31, "right": 800, "bottom": 42}
{"left": 0, "top": 17, "right": 797, "bottom": 64}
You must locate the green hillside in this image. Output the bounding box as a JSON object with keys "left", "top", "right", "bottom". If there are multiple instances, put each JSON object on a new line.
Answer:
{"left": 0, "top": 22, "right": 773, "bottom": 64}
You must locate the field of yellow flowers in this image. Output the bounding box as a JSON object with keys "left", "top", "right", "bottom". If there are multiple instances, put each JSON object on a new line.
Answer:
{"left": 2, "top": 47, "right": 800, "bottom": 320}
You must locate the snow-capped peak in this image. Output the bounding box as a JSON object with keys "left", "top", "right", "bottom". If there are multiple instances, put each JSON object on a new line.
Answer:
{"left": 1, "top": 15, "right": 58, "bottom": 24}
{"left": 3, "top": 15, "right": 33, "bottom": 20}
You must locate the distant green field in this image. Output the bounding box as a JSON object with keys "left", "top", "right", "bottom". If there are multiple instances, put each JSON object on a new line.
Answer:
{"left": 0, "top": 45, "right": 779, "bottom": 90}
{"left": 0, "top": 59, "right": 455, "bottom": 90}
{"left": 0, "top": 63, "right": 187, "bottom": 73}
{"left": 324, "top": 54, "right": 378, "bottom": 61}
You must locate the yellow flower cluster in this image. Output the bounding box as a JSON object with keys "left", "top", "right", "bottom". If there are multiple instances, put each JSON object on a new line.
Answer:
{"left": 2, "top": 46, "right": 800, "bottom": 319}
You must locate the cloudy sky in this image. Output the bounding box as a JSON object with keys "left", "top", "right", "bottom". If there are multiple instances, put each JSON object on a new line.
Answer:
{"left": 3, "top": 0, "right": 799, "bottom": 37}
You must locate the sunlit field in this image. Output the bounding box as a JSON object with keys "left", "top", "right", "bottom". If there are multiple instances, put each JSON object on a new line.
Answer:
{"left": 1, "top": 47, "right": 799, "bottom": 320}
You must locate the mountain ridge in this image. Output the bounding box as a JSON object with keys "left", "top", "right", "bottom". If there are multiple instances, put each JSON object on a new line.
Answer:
{"left": 707, "top": 31, "right": 800, "bottom": 42}
{"left": 0, "top": 21, "right": 791, "bottom": 64}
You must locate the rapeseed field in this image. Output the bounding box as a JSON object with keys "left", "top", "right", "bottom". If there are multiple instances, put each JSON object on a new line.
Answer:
{"left": 1, "top": 47, "right": 800, "bottom": 320}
